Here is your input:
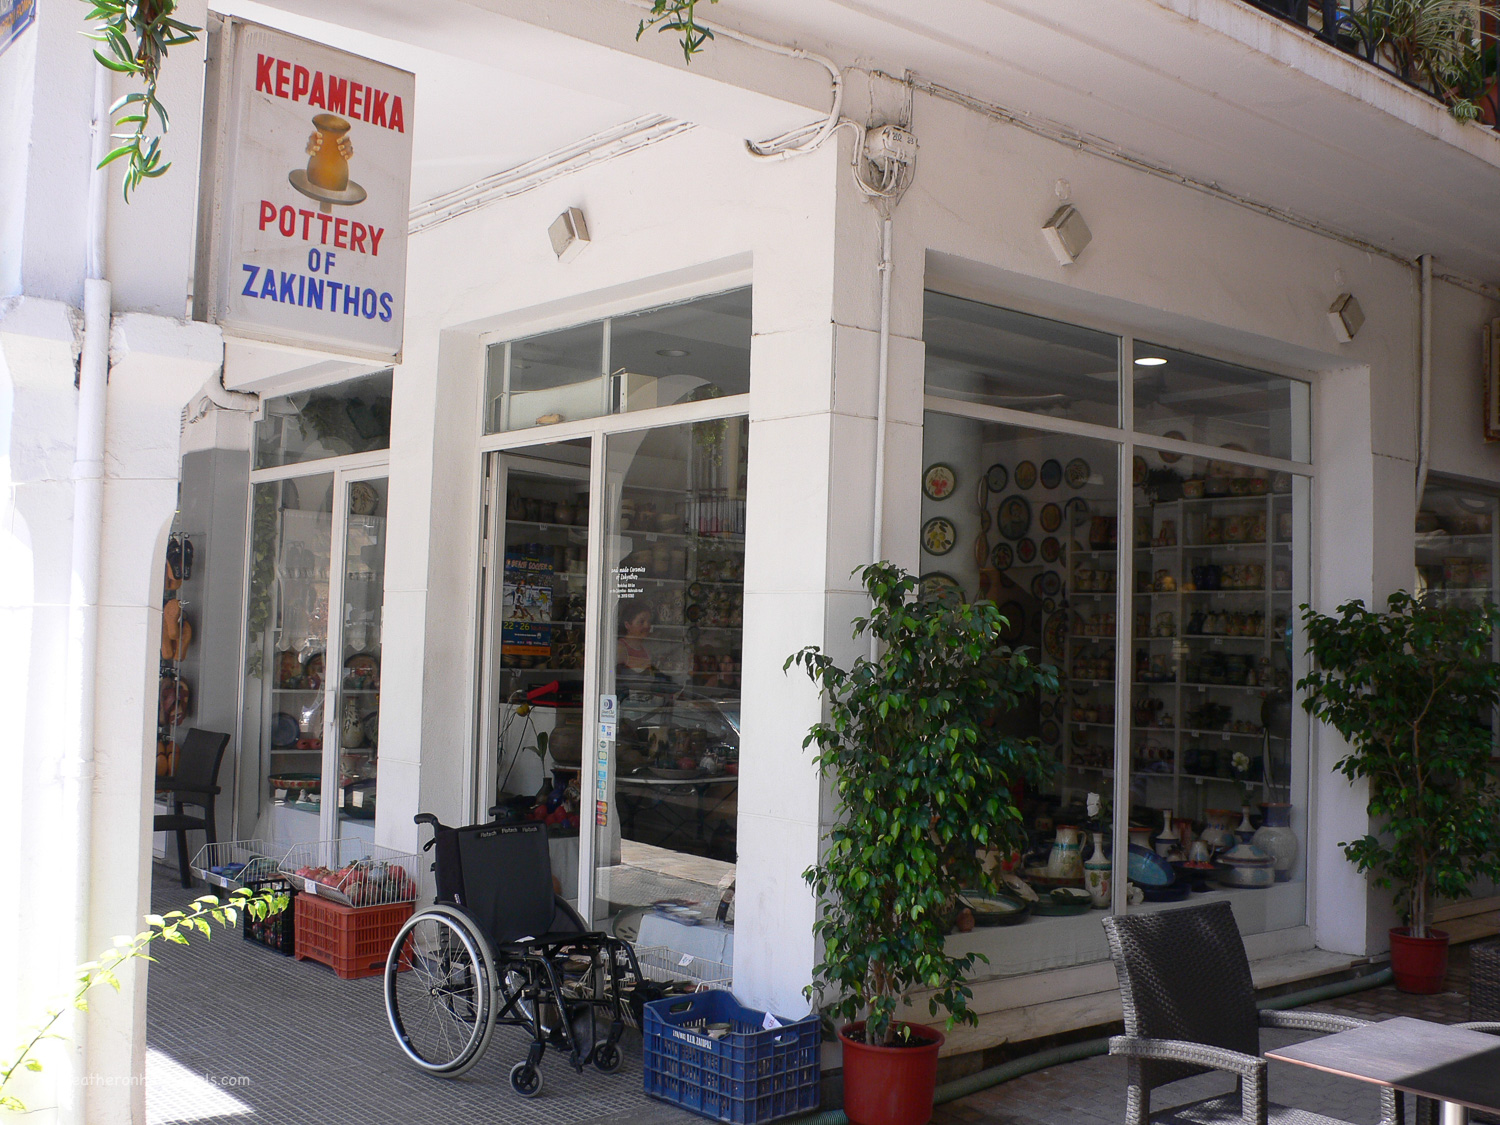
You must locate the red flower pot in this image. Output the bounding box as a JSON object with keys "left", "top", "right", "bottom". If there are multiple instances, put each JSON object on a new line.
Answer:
{"left": 840, "top": 1021, "right": 945, "bottom": 1125}
{"left": 1389, "top": 927, "right": 1450, "bottom": 994}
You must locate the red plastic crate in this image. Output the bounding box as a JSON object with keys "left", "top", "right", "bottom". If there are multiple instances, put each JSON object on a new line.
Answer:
{"left": 293, "top": 892, "right": 411, "bottom": 979}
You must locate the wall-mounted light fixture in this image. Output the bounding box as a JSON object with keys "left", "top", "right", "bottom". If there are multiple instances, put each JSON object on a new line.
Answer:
{"left": 1042, "top": 204, "right": 1092, "bottom": 267}
{"left": 1328, "top": 292, "right": 1364, "bottom": 342}
{"left": 548, "top": 207, "right": 591, "bottom": 263}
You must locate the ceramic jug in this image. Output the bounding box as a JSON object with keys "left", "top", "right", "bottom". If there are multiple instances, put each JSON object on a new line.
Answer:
{"left": 1252, "top": 802, "right": 1299, "bottom": 882}
{"left": 306, "top": 114, "right": 352, "bottom": 191}
{"left": 1083, "top": 832, "right": 1111, "bottom": 908}
{"left": 1046, "top": 825, "right": 1083, "bottom": 881}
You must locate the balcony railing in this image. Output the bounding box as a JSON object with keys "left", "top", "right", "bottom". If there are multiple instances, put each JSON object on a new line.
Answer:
{"left": 1242, "top": 0, "right": 1500, "bottom": 129}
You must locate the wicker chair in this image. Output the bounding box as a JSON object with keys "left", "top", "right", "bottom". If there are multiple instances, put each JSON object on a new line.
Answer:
{"left": 1103, "top": 901, "right": 1402, "bottom": 1125}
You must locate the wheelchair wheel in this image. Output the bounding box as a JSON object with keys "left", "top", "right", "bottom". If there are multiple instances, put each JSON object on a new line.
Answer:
{"left": 510, "top": 1061, "right": 544, "bottom": 1097}
{"left": 592, "top": 1042, "right": 622, "bottom": 1073}
{"left": 385, "top": 906, "right": 496, "bottom": 1077}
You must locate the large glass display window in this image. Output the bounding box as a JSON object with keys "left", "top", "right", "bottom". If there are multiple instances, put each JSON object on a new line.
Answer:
{"left": 239, "top": 384, "right": 390, "bottom": 846}
{"left": 922, "top": 292, "right": 1312, "bottom": 976}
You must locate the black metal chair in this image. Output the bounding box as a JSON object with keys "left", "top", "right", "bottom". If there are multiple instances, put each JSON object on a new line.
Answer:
{"left": 153, "top": 728, "right": 230, "bottom": 888}
{"left": 1103, "top": 901, "right": 1402, "bottom": 1125}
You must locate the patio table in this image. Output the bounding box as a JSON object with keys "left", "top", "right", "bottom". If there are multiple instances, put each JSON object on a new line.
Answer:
{"left": 1264, "top": 1015, "right": 1500, "bottom": 1125}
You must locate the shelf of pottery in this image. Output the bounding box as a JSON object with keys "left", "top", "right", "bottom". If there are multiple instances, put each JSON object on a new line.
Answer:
{"left": 1062, "top": 489, "right": 1296, "bottom": 823}
{"left": 156, "top": 531, "right": 198, "bottom": 780}
{"left": 1414, "top": 504, "right": 1496, "bottom": 607}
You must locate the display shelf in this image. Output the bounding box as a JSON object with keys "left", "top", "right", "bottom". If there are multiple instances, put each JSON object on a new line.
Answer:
{"left": 1061, "top": 488, "right": 1296, "bottom": 823}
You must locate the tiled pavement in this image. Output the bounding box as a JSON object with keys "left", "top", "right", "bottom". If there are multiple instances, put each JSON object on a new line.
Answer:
{"left": 147, "top": 859, "right": 1490, "bottom": 1125}
{"left": 145, "top": 865, "right": 701, "bottom": 1125}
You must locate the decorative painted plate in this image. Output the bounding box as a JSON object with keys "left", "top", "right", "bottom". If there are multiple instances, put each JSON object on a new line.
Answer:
{"left": 919, "top": 572, "right": 964, "bottom": 604}
{"left": 992, "top": 542, "right": 1014, "bottom": 570}
{"left": 998, "top": 495, "right": 1031, "bottom": 540}
{"left": 997, "top": 600, "right": 1025, "bottom": 644}
{"left": 1040, "top": 458, "right": 1063, "bottom": 489}
{"left": 1044, "top": 613, "right": 1067, "bottom": 660}
{"left": 1014, "top": 460, "right": 1037, "bottom": 490}
{"left": 985, "top": 463, "right": 1009, "bottom": 491}
{"left": 1040, "top": 536, "right": 1061, "bottom": 562}
{"left": 978, "top": 507, "right": 992, "bottom": 533}
{"left": 1030, "top": 574, "right": 1048, "bottom": 598}
{"left": 1133, "top": 454, "right": 1149, "bottom": 484}
{"left": 1065, "top": 458, "right": 1090, "bottom": 489}
{"left": 1039, "top": 699, "right": 1055, "bottom": 719}
{"left": 976, "top": 476, "right": 990, "bottom": 510}
{"left": 272, "top": 713, "right": 299, "bottom": 749}
{"left": 1039, "top": 502, "right": 1062, "bottom": 533}
{"left": 1016, "top": 537, "right": 1037, "bottom": 564}
{"left": 1040, "top": 719, "right": 1062, "bottom": 745}
{"left": 1043, "top": 596, "right": 1057, "bottom": 614}
{"left": 1041, "top": 571, "right": 1062, "bottom": 597}
{"left": 1159, "top": 432, "right": 1186, "bottom": 464}
{"left": 923, "top": 463, "right": 957, "bottom": 500}
{"left": 922, "top": 516, "right": 957, "bottom": 555}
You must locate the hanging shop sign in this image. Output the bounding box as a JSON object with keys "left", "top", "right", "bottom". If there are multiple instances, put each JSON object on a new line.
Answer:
{"left": 0, "top": 0, "right": 35, "bottom": 58}
{"left": 196, "top": 17, "right": 414, "bottom": 362}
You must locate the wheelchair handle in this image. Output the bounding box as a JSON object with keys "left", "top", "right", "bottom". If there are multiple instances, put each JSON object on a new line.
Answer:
{"left": 414, "top": 812, "right": 446, "bottom": 851}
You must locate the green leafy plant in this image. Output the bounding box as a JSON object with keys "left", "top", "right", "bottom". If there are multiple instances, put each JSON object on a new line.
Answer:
{"left": 1299, "top": 591, "right": 1500, "bottom": 938}
{"left": 635, "top": 0, "right": 718, "bottom": 61}
{"left": 79, "top": 0, "right": 201, "bottom": 199}
{"left": 1, "top": 889, "right": 284, "bottom": 1111}
{"left": 787, "top": 563, "right": 1058, "bottom": 1047}
{"left": 1346, "top": 0, "right": 1499, "bottom": 122}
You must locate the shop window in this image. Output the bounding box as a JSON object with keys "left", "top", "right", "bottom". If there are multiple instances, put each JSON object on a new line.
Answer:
{"left": 922, "top": 291, "right": 1311, "bottom": 977}
{"left": 484, "top": 288, "right": 751, "bottom": 434}
{"left": 1133, "top": 343, "right": 1310, "bottom": 463}
{"left": 1417, "top": 480, "right": 1498, "bottom": 606}
{"left": 253, "top": 370, "right": 393, "bottom": 469}
{"left": 923, "top": 292, "right": 1120, "bottom": 427}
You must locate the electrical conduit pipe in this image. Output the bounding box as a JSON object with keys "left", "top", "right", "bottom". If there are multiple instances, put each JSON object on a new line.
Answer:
{"left": 59, "top": 60, "right": 114, "bottom": 1125}
{"left": 796, "top": 968, "right": 1395, "bottom": 1125}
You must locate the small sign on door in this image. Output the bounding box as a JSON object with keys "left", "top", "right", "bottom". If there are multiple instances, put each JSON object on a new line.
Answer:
{"left": 599, "top": 694, "right": 618, "bottom": 723}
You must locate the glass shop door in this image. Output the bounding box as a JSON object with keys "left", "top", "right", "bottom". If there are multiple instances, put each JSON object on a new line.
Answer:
{"left": 477, "top": 439, "right": 596, "bottom": 909}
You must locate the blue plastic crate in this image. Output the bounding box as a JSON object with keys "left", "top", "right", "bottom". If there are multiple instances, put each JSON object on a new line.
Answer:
{"left": 643, "top": 990, "right": 821, "bottom": 1125}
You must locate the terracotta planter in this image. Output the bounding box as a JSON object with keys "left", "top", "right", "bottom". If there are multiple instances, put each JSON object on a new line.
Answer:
{"left": 1389, "top": 927, "right": 1450, "bottom": 994}
{"left": 840, "top": 1021, "right": 944, "bottom": 1125}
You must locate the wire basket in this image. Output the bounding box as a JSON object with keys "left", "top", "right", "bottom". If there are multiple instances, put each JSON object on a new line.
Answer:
{"left": 189, "top": 840, "right": 289, "bottom": 891}
{"left": 634, "top": 945, "right": 733, "bottom": 991}
{"left": 278, "top": 839, "right": 421, "bottom": 908}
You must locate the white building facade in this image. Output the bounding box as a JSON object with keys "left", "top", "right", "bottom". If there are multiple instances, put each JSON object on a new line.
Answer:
{"left": 5, "top": 0, "right": 1500, "bottom": 1120}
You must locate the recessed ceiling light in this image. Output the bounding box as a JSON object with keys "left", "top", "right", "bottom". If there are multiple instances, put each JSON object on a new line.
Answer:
{"left": 657, "top": 348, "right": 690, "bottom": 357}
{"left": 1135, "top": 357, "right": 1167, "bottom": 367}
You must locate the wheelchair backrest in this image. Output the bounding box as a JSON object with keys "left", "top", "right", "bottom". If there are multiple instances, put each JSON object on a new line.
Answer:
{"left": 443, "top": 822, "right": 558, "bottom": 944}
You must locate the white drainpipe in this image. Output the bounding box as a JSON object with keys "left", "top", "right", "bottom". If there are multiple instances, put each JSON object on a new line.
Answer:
{"left": 1415, "top": 254, "right": 1433, "bottom": 505}
{"left": 61, "top": 60, "right": 113, "bottom": 1122}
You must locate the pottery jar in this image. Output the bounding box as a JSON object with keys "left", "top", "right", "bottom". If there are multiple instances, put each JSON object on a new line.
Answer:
{"left": 1046, "top": 826, "right": 1084, "bottom": 881}
{"left": 1253, "top": 802, "right": 1299, "bottom": 882}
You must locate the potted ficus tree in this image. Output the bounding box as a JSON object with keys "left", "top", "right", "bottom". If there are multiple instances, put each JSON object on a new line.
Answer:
{"left": 786, "top": 563, "right": 1057, "bottom": 1125}
{"left": 1300, "top": 591, "right": 1500, "bottom": 993}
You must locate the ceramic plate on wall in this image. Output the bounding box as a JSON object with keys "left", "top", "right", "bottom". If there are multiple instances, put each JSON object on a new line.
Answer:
{"left": 1040, "top": 536, "right": 1061, "bottom": 562}
{"left": 1040, "top": 719, "right": 1061, "bottom": 745}
{"left": 986, "top": 463, "right": 1009, "bottom": 491}
{"left": 1039, "top": 502, "right": 1062, "bottom": 533}
{"left": 922, "top": 516, "right": 957, "bottom": 555}
{"left": 992, "top": 542, "right": 1014, "bottom": 570}
{"left": 998, "top": 495, "right": 1031, "bottom": 540}
{"left": 997, "top": 600, "right": 1025, "bottom": 643}
{"left": 1133, "top": 454, "right": 1149, "bottom": 484}
{"left": 1016, "top": 537, "right": 1037, "bottom": 563}
{"left": 1014, "top": 460, "right": 1037, "bottom": 490}
{"left": 1031, "top": 574, "right": 1048, "bottom": 598}
{"left": 1044, "top": 613, "right": 1067, "bottom": 659}
{"left": 923, "top": 463, "right": 957, "bottom": 500}
{"left": 1041, "top": 571, "right": 1062, "bottom": 596}
{"left": 1039, "top": 459, "right": 1063, "bottom": 489}
{"left": 1159, "top": 433, "right": 1185, "bottom": 463}
{"left": 1065, "top": 458, "right": 1090, "bottom": 489}
{"left": 919, "top": 572, "right": 964, "bottom": 604}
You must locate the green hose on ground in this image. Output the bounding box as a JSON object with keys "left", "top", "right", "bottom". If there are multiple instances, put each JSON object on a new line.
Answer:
{"left": 794, "top": 966, "right": 1396, "bottom": 1125}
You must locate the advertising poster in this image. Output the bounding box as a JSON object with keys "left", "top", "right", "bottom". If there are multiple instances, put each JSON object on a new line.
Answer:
{"left": 199, "top": 19, "right": 414, "bottom": 361}
{"left": 0, "top": 0, "right": 35, "bottom": 58}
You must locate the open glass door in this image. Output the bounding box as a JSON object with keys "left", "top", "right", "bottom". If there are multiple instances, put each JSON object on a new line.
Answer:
{"left": 333, "top": 474, "right": 388, "bottom": 839}
{"left": 482, "top": 439, "right": 594, "bottom": 907}
{"left": 592, "top": 418, "right": 747, "bottom": 955}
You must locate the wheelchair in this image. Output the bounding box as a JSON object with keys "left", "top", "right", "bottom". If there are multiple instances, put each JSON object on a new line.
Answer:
{"left": 383, "top": 812, "right": 647, "bottom": 1097}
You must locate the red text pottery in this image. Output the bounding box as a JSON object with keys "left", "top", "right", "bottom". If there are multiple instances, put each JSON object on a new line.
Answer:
{"left": 1389, "top": 927, "right": 1449, "bottom": 994}
{"left": 840, "top": 1021, "right": 945, "bottom": 1125}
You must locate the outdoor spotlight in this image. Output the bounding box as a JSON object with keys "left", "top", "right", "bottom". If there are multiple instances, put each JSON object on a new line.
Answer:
{"left": 1328, "top": 292, "right": 1364, "bottom": 342}
{"left": 1042, "top": 204, "right": 1092, "bottom": 266}
{"left": 548, "top": 207, "right": 591, "bottom": 263}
